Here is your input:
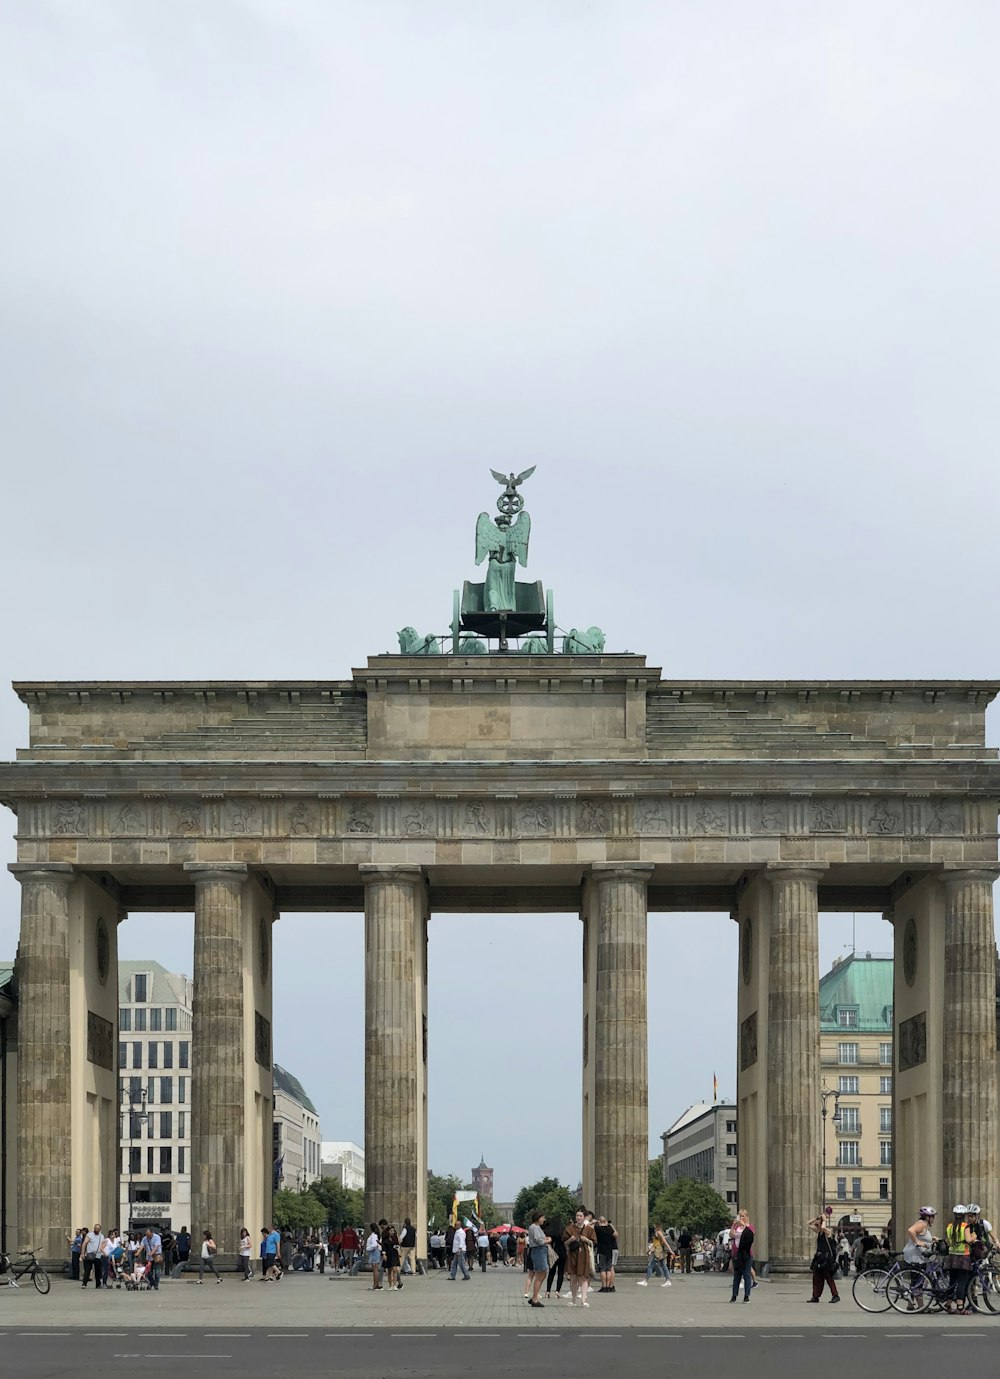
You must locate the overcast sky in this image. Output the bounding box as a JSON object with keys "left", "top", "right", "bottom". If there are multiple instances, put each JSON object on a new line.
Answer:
{"left": 1, "top": 1, "right": 998, "bottom": 1201}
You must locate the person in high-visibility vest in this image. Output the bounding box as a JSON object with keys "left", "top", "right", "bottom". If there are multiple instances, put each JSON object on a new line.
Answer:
{"left": 945, "top": 1204, "right": 976, "bottom": 1312}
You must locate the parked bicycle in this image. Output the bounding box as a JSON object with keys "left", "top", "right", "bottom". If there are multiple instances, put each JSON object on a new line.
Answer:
{"left": 853, "top": 1247, "right": 1000, "bottom": 1315}
{"left": 0, "top": 1248, "right": 51, "bottom": 1295}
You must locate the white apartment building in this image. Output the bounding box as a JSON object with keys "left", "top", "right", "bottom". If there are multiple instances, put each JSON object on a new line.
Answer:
{"left": 273, "top": 1064, "right": 322, "bottom": 1191}
{"left": 320, "top": 1141, "right": 365, "bottom": 1191}
{"left": 118, "top": 960, "right": 193, "bottom": 1232}
{"left": 661, "top": 1101, "right": 738, "bottom": 1207}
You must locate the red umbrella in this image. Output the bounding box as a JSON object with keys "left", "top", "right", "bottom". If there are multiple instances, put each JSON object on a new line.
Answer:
{"left": 488, "top": 1224, "right": 525, "bottom": 1234}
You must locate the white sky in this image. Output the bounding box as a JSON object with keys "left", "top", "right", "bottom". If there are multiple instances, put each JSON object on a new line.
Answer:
{"left": 0, "top": 1, "right": 997, "bottom": 1200}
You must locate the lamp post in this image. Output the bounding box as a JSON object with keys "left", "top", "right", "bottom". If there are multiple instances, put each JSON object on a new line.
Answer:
{"left": 821, "top": 1086, "right": 841, "bottom": 1217}
{"left": 122, "top": 1088, "right": 148, "bottom": 1231}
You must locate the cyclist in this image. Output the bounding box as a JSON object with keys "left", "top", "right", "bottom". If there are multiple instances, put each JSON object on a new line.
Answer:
{"left": 945, "top": 1204, "right": 976, "bottom": 1313}
{"left": 903, "top": 1206, "right": 936, "bottom": 1266}
{"left": 967, "top": 1204, "right": 996, "bottom": 1251}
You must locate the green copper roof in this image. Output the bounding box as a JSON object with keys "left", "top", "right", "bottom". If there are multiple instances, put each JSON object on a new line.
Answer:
{"left": 819, "top": 953, "right": 893, "bottom": 1033}
{"left": 273, "top": 1062, "right": 318, "bottom": 1116}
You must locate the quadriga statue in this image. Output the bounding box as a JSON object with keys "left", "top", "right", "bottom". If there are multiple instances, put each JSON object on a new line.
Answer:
{"left": 562, "top": 626, "right": 606, "bottom": 654}
{"left": 398, "top": 627, "right": 442, "bottom": 655}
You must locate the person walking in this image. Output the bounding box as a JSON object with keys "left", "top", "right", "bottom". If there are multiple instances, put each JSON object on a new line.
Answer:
{"left": 365, "top": 1223, "right": 384, "bottom": 1290}
{"left": 506, "top": 1229, "right": 518, "bottom": 1268}
{"left": 400, "top": 1217, "right": 417, "bottom": 1276}
{"left": 638, "top": 1224, "right": 672, "bottom": 1285}
{"left": 563, "top": 1209, "right": 597, "bottom": 1307}
{"left": 382, "top": 1222, "right": 402, "bottom": 1290}
{"left": 262, "top": 1224, "right": 281, "bottom": 1281}
{"left": 197, "top": 1229, "right": 222, "bottom": 1284}
{"left": 807, "top": 1215, "right": 840, "bottom": 1304}
{"left": 526, "top": 1211, "right": 551, "bottom": 1307}
{"left": 476, "top": 1226, "right": 489, "bottom": 1273}
{"left": 545, "top": 1216, "right": 566, "bottom": 1300}
{"left": 80, "top": 1223, "right": 105, "bottom": 1289}
{"left": 237, "top": 1227, "right": 253, "bottom": 1280}
{"left": 140, "top": 1225, "right": 162, "bottom": 1291}
{"left": 729, "top": 1215, "right": 754, "bottom": 1302}
{"left": 449, "top": 1224, "right": 470, "bottom": 1280}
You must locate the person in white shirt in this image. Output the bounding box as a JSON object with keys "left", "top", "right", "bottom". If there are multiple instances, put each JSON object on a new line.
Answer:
{"left": 449, "top": 1225, "right": 470, "bottom": 1281}
{"left": 141, "top": 1228, "right": 163, "bottom": 1291}
{"left": 81, "top": 1224, "right": 105, "bottom": 1290}
{"left": 238, "top": 1226, "right": 253, "bottom": 1281}
{"left": 365, "top": 1223, "right": 383, "bottom": 1290}
{"left": 476, "top": 1229, "right": 489, "bottom": 1273}
{"left": 198, "top": 1229, "right": 222, "bottom": 1283}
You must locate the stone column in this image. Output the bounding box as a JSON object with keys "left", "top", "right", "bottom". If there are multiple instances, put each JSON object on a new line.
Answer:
{"left": 361, "top": 865, "right": 428, "bottom": 1239}
{"left": 766, "top": 865, "right": 823, "bottom": 1269}
{"left": 588, "top": 863, "right": 652, "bottom": 1260}
{"left": 185, "top": 863, "right": 249, "bottom": 1245}
{"left": 9, "top": 863, "right": 75, "bottom": 1264}
{"left": 942, "top": 867, "right": 1000, "bottom": 1215}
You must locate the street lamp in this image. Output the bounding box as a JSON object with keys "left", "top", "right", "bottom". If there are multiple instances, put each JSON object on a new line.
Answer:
{"left": 821, "top": 1086, "right": 841, "bottom": 1217}
{"left": 122, "top": 1088, "right": 148, "bottom": 1231}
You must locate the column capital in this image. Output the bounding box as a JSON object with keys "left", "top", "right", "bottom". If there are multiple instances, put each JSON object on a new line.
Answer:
{"left": 588, "top": 863, "right": 654, "bottom": 883}
{"left": 183, "top": 862, "right": 249, "bottom": 888}
{"left": 764, "top": 862, "right": 829, "bottom": 883}
{"left": 941, "top": 864, "right": 1000, "bottom": 889}
{"left": 8, "top": 862, "right": 74, "bottom": 890}
{"left": 359, "top": 864, "right": 425, "bottom": 887}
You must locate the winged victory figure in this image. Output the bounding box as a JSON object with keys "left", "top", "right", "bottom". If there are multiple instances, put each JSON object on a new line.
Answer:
{"left": 475, "top": 508, "right": 531, "bottom": 612}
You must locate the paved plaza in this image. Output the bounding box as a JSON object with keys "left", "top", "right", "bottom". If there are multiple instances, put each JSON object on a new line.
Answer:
{"left": 0, "top": 1266, "right": 995, "bottom": 1331}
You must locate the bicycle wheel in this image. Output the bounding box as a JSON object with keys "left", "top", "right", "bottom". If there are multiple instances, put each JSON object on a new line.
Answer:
{"left": 973, "top": 1265, "right": 1000, "bottom": 1313}
{"left": 887, "top": 1268, "right": 932, "bottom": 1314}
{"left": 31, "top": 1267, "right": 50, "bottom": 1295}
{"left": 852, "top": 1269, "right": 892, "bottom": 1312}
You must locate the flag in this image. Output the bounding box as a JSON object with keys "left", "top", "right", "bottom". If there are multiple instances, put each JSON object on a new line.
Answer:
{"left": 713, "top": 1072, "right": 718, "bottom": 1104}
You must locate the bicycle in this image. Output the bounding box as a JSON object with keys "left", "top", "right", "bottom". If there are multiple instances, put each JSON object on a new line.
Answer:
{"left": 0, "top": 1248, "right": 51, "bottom": 1295}
{"left": 888, "top": 1253, "right": 1000, "bottom": 1315}
{"left": 852, "top": 1256, "right": 906, "bottom": 1313}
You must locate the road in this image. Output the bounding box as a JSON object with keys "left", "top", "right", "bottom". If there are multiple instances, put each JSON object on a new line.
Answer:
{"left": 1, "top": 1326, "right": 996, "bottom": 1376}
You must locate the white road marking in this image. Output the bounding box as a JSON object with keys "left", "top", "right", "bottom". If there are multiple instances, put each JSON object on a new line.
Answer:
{"left": 205, "top": 1333, "right": 251, "bottom": 1338}
{"left": 144, "top": 1355, "right": 231, "bottom": 1360}
{"left": 391, "top": 1333, "right": 438, "bottom": 1337}
{"left": 324, "top": 1333, "right": 373, "bottom": 1337}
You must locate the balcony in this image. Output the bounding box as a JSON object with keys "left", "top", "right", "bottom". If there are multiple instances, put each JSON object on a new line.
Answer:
{"left": 836, "top": 1121, "right": 861, "bottom": 1136}
{"left": 836, "top": 1158, "right": 863, "bottom": 1168}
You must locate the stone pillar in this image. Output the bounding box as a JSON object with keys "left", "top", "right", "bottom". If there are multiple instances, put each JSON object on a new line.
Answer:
{"left": 942, "top": 867, "right": 1000, "bottom": 1215}
{"left": 361, "top": 865, "right": 428, "bottom": 1244}
{"left": 766, "top": 865, "right": 823, "bottom": 1269}
{"left": 585, "top": 863, "right": 652, "bottom": 1260}
{"left": 9, "top": 863, "right": 74, "bottom": 1264}
{"left": 186, "top": 863, "right": 249, "bottom": 1246}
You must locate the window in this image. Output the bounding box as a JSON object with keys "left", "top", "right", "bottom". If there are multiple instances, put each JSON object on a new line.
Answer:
{"left": 838, "top": 1076, "right": 859, "bottom": 1095}
{"left": 165, "top": 1008, "right": 178, "bottom": 1032}
{"left": 118, "top": 1042, "right": 126, "bottom": 1070}
{"left": 148, "top": 1042, "right": 158, "bottom": 1069}
{"left": 880, "top": 1178, "right": 889, "bottom": 1201}
{"left": 837, "top": 1177, "right": 847, "bottom": 1200}
{"left": 128, "top": 1147, "right": 141, "bottom": 1175}
{"left": 880, "top": 1141, "right": 893, "bottom": 1166}
{"left": 129, "top": 1076, "right": 142, "bottom": 1103}
{"left": 135, "top": 1008, "right": 146, "bottom": 1032}
{"left": 150, "top": 1008, "right": 162, "bottom": 1031}
{"left": 160, "top": 1112, "right": 172, "bottom": 1140}
{"left": 129, "top": 1112, "right": 144, "bottom": 1139}
{"left": 880, "top": 1106, "right": 893, "bottom": 1134}
{"left": 852, "top": 1178, "right": 862, "bottom": 1200}
{"left": 838, "top": 1008, "right": 858, "bottom": 1028}
{"left": 726, "top": 1120, "right": 736, "bottom": 1134}
{"left": 838, "top": 1043, "right": 859, "bottom": 1065}
{"left": 179, "top": 1077, "right": 187, "bottom": 1104}
{"left": 880, "top": 1076, "right": 893, "bottom": 1095}
{"left": 134, "top": 973, "right": 147, "bottom": 1003}
{"left": 839, "top": 1141, "right": 860, "bottom": 1166}
{"left": 162, "top": 1042, "right": 173, "bottom": 1069}
{"left": 178, "top": 1147, "right": 186, "bottom": 1175}
{"left": 726, "top": 1191, "right": 737, "bottom": 1204}
{"left": 839, "top": 1107, "right": 860, "bottom": 1133}
{"left": 178, "top": 1112, "right": 186, "bottom": 1139}
{"left": 132, "top": 1042, "right": 142, "bottom": 1070}
{"left": 179, "top": 1041, "right": 189, "bottom": 1069}
{"left": 119, "top": 1009, "right": 131, "bottom": 1032}
{"left": 132, "top": 1182, "right": 171, "bottom": 1204}
{"left": 879, "top": 1042, "right": 893, "bottom": 1065}
{"left": 159, "top": 1147, "right": 172, "bottom": 1175}
{"left": 726, "top": 1143, "right": 737, "bottom": 1156}
{"left": 147, "top": 1147, "right": 154, "bottom": 1174}
{"left": 160, "top": 1076, "right": 173, "bottom": 1104}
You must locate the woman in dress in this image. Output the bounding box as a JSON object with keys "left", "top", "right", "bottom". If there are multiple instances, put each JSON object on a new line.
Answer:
{"left": 382, "top": 1222, "right": 402, "bottom": 1291}
{"left": 563, "top": 1209, "right": 598, "bottom": 1308}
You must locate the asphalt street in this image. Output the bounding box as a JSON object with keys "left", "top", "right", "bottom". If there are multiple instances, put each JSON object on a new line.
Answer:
{"left": 1, "top": 1327, "right": 997, "bottom": 1377}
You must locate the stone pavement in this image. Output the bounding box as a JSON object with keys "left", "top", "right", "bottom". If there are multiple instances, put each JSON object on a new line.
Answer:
{"left": 0, "top": 1266, "right": 990, "bottom": 1329}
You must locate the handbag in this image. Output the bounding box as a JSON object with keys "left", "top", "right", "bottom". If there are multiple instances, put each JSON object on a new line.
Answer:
{"left": 547, "top": 1245, "right": 557, "bottom": 1268}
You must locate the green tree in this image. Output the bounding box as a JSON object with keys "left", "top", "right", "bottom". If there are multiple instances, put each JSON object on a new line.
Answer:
{"left": 272, "top": 1187, "right": 327, "bottom": 1232}
{"left": 306, "top": 1176, "right": 364, "bottom": 1228}
{"left": 648, "top": 1157, "right": 664, "bottom": 1216}
{"left": 513, "top": 1176, "right": 575, "bottom": 1227}
{"left": 650, "top": 1178, "right": 731, "bottom": 1237}
{"left": 535, "top": 1185, "right": 579, "bottom": 1227}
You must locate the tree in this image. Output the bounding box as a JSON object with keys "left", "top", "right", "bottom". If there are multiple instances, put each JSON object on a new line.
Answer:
{"left": 427, "top": 1172, "right": 463, "bottom": 1229}
{"left": 272, "top": 1187, "right": 327, "bottom": 1232}
{"left": 648, "top": 1157, "right": 664, "bottom": 1216}
{"left": 306, "top": 1176, "right": 364, "bottom": 1228}
{"left": 650, "top": 1177, "right": 731, "bottom": 1237}
{"left": 535, "top": 1185, "right": 579, "bottom": 1228}
{"left": 513, "top": 1176, "right": 575, "bottom": 1227}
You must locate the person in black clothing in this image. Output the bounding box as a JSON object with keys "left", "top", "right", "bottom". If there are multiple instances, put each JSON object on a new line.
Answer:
{"left": 730, "top": 1220, "right": 754, "bottom": 1302}
{"left": 807, "top": 1216, "right": 840, "bottom": 1303}
{"left": 545, "top": 1216, "right": 566, "bottom": 1300}
{"left": 400, "top": 1218, "right": 417, "bottom": 1276}
{"left": 594, "top": 1217, "right": 617, "bottom": 1292}
{"left": 678, "top": 1227, "right": 693, "bottom": 1274}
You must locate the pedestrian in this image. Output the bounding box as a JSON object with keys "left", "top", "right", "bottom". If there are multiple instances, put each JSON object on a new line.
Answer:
{"left": 400, "top": 1217, "right": 417, "bottom": 1275}
{"left": 678, "top": 1226, "right": 693, "bottom": 1274}
{"left": 382, "top": 1222, "right": 402, "bottom": 1290}
{"left": 341, "top": 1223, "right": 358, "bottom": 1272}
{"left": 526, "top": 1210, "right": 551, "bottom": 1307}
{"left": 449, "top": 1223, "right": 471, "bottom": 1280}
{"left": 545, "top": 1215, "right": 566, "bottom": 1300}
{"left": 316, "top": 1235, "right": 327, "bottom": 1274}
{"left": 837, "top": 1232, "right": 851, "bottom": 1277}
{"left": 506, "top": 1229, "right": 518, "bottom": 1268}
{"left": 237, "top": 1227, "right": 253, "bottom": 1280}
{"left": 261, "top": 1224, "right": 281, "bottom": 1281}
{"left": 594, "top": 1216, "right": 618, "bottom": 1292}
{"left": 141, "top": 1225, "right": 163, "bottom": 1291}
{"left": 477, "top": 1226, "right": 489, "bottom": 1273}
{"left": 79, "top": 1223, "right": 105, "bottom": 1289}
{"left": 944, "top": 1205, "right": 975, "bottom": 1313}
{"left": 807, "top": 1215, "right": 840, "bottom": 1304}
{"left": 280, "top": 1228, "right": 294, "bottom": 1273}
{"left": 563, "top": 1209, "right": 597, "bottom": 1307}
{"left": 638, "top": 1224, "right": 672, "bottom": 1285}
{"left": 365, "top": 1222, "right": 384, "bottom": 1290}
{"left": 197, "top": 1229, "right": 222, "bottom": 1284}
{"left": 729, "top": 1214, "right": 754, "bottom": 1302}
{"left": 66, "top": 1227, "right": 84, "bottom": 1281}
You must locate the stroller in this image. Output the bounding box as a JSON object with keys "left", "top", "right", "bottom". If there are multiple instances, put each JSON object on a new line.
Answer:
{"left": 122, "top": 1259, "right": 151, "bottom": 1291}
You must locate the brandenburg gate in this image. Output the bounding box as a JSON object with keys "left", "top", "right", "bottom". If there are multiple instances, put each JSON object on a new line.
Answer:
{"left": 1, "top": 472, "right": 998, "bottom": 1268}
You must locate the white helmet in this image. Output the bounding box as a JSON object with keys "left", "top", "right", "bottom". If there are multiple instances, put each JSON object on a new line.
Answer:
{"left": 967, "top": 1204, "right": 982, "bottom": 1215}
{"left": 953, "top": 1204, "right": 968, "bottom": 1215}
{"left": 918, "top": 1206, "right": 937, "bottom": 1219}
